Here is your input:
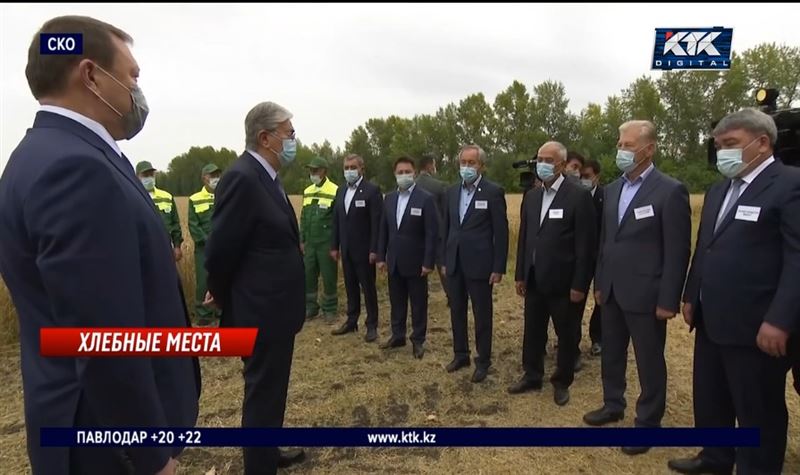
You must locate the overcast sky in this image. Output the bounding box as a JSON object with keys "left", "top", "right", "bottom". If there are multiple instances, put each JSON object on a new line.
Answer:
{"left": 2, "top": 3, "right": 799, "bottom": 172}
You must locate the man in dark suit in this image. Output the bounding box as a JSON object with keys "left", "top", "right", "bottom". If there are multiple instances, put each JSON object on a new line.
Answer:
{"left": 414, "top": 154, "right": 450, "bottom": 306}
{"left": 204, "top": 101, "right": 305, "bottom": 475}
{"left": 583, "top": 120, "right": 691, "bottom": 457}
{"left": 442, "top": 144, "right": 509, "bottom": 383}
{"left": 376, "top": 156, "right": 439, "bottom": 358}
{"left": 581, "top": 159, "right": 605, "bottom": 356}
{"left": 509, "top": 142, "right": 597, "bottom": 406}
{"left": 668, "top": 109, "right": 800, "bottom": 474}
{"left": 330, "top": 154, "right": 383, "bottom": 342}
{"left": 0, "top": 16, "right": 199, "bottom": 475}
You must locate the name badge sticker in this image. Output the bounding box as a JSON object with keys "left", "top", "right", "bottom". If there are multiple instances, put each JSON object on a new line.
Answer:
{"left": 355, "top": 200, "right": 366, "bottom": 208}
{"left": 549, "top": 209, "right": 564, "bottom": 219}
{"left": 634, "top": 205, "right": 655, "bottom": 220}
{"left": 475, "top": 200, "right": 488, "bottom": 210}
{"left": 410, "top": 208, "right": 422, "bottom": 216}
{"left": 735, "top": 205, "right": 760, "bottom": 222}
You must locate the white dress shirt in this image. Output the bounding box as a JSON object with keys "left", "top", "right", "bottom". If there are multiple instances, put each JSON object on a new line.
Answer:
{"left": 345, "top": 176, "right": 363, "bottom": 214}
{"left": 540, "top": 174, "right": 564, "bottom": 225}
{"left": 40, "top": 105, "right": 122, "bottom": 157}
{"left": 397, "top": 184, "right": 415, "bottom": 227}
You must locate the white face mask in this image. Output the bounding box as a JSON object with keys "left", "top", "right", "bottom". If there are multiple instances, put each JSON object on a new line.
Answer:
{"left": 140, "top": 176, "right": 155, "bottom": 191}
{"left": 310, "top": 174, "right": 322, "bottom": 186}
{"left": 208, "top": 177, "right": 220, "bottom": 190}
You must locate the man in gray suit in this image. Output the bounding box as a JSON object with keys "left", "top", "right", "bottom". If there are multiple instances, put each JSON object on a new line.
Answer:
{"left": 415, "top": 154, "right": 449, "bottom": 306}
{"left": 583, "top": 120, "right": 691, "bottom": 457}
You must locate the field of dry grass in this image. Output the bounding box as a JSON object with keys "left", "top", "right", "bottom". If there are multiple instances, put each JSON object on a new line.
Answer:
{"left": 1, "top": 194, "right": 799, "bottom": 474}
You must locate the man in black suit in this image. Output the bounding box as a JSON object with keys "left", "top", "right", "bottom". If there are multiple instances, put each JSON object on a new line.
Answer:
{"left": 415, "top": 154, "right": 450, "bottom": 306}
{"left": 376, "top": 156, "right": 439, "bottom": 358}
{"left": 668, "top": 109, "right": 800, "bottom": 474}
{"left": 509, "top": 142, "right": 596, "bottom": 406}
{"left": 205, "top": 101, "right": 305, "bottom": 475}
{"left": 581, "top": 159, "right": 605, "bottom": 356}
{"left": 0, "top": 16, "right": 199, "bottom": 475}
{"left": 442, "top": 144, "right": 509, "bottom": 383}
{"left": 583, "top": 120, "right": 691, "bottom": 457}
{"left": 330, "top": 154, "right": 383, "bottom": 342}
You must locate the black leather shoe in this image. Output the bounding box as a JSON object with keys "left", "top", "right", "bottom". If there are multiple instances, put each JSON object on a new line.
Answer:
{"left": 413, "top": 343, "right": 425, "bottom": 359}
{"left": 668, "top": 456, "right": 733, "bottom": 474}
{"left": 471, "top": 367, "right": 489, "bottom": 383}
{"left": 574, "top": 354, "right": 584, "bottom": 372}
{"left": 446, "top": 358, "right": 470, "bottom": 373}
{"left": 583, "top": 407, "right": 624, "bottom": 426}
{"left": 621, "top": 446, "right": 651, "bottom": 456}
{"left": 507, "top": 378, "right": 543, "bottom": 394}
{"left": 379, "top": 338, "right": 406, "bottom": 349}
{"left": 331, "top": 323, "right": 357, "bottom": 335}
{"left": 365, "top": 327, "right": 378, "bottom": 342}
{"left": 554, "top": 386, "right": 570, "bottom": 406}
{"left": 277, "top": 448, "right": 306, "bottom": 468}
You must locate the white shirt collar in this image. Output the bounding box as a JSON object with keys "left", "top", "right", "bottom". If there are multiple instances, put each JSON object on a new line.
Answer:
{"left": 591, "top": 185, "right": 597, "bottom": 196}
{"left": 462, "top": 174, "right": 482, "bottom": 190}
{"left": 247, "top": 149, "right": 277, "bottom": 180}
{"left": 349, "top": 176, "right": 363, "bottom": 190}
{"left": 740, "top": 156, "right": 775, "bottom": 185}
{"left": 545, "top": 174, "right": 564, "bottom": 193}
{"left": 399, "top": 183, "right": 416, "bottom": 195}
{"left": 40, "top": 105, "right": 122, "bottom": 157}
{"left": 623, "top": 162, "right": 655, "bottom": 185}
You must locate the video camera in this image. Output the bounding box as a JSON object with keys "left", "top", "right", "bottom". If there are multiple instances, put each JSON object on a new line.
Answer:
{"left": 708, "top": 88, "right": 800, "bottom": 167}
{"left": 512, "top": 158, "right": 538, "bottom": 191}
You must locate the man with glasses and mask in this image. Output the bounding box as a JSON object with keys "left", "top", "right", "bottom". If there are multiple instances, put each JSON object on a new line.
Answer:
{"left": 0, "top": 15, "right": 199, "bottom": 475}
{"left": 667, "top": 108, "right": 800, "bottom": 475}
{"left": 204, "top": 101, "right": 306, "bottom": 474}
{"left": 583, "top": 120, "right": 691, "bottom": 458}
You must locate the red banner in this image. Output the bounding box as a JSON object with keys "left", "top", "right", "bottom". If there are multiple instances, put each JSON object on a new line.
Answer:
{"left": 40, "top": 328, "right": 258, "bottom": 357}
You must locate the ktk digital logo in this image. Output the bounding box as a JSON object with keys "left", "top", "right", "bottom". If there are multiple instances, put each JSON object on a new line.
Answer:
{"left": 652, "top": 27, "right": 733, "bottom": 70}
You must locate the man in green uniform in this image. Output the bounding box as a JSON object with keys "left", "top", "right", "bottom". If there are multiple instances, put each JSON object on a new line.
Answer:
{"left": 136, "top": 161, "right": 183, "bottom": 261}
{"left": 189, "top": 163, "right": 221, "bottom": 325}
{"left": 301, "top": 156, "right": 339, "bottom": 320}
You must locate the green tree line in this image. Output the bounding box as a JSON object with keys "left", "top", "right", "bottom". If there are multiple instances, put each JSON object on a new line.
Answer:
{"left": 156, "top": 43, "right": 800, "bottom": 196}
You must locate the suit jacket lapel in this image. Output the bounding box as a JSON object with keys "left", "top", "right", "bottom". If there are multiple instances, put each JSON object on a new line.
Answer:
{"left": 461, "top": 179, "right": 484, "bottom": 226}
{"left": 451, "top": 186, "right": 462, "bottom": 229}
{"left": 389, "top": 192, "right": 400, "bottom": 231}
{"left": 34, "top": 112, "right": 160, "bottom": 217}
{"left": 539, "top": 184, "right": 568, "bottom": 235}
{"left": 529, "top": 188, "right": 543, "bottom": 236}
{"left": 618, "top": 169, "right": 660, "bottom": 233}
{"left": 606, "top": 180, "right": 622, "bottom": 236}
{"left": 711, "top": 162, "right": 779, "bottom": 242}
{"left": 246, "top": 153, "right": 299, "bottom": 238}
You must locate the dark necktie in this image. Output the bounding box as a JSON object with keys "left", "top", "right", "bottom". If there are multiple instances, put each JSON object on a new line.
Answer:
{"left": 715, "top": 178, "right": 743, "bottom": 232}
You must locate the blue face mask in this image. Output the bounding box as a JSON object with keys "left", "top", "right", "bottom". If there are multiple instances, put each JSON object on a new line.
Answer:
{"left": 140, "top": 176, "right": 155, "bottom": 192}
{"left": 616, "top": 143, "right": 652, "bottom": 173}
{"left": 536, "top": 162, "right": 555, "bottom": 182}
{"left": 344, "top": 169, "right": 360, "bottom": 185}
{"left": 460, "top": 166, "right": 478, "bottom": 184}
{"left": 716, "top": 138, "right": 759, "bottom": 178}
{"left": 269, "top": 133, "right": 297, "bottom": 166}
{"left": 396, "top": 174, "right": 415, "bottom": 190}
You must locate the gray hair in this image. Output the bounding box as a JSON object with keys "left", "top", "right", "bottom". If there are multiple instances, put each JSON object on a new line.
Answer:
{"left": 539, "top": 141, "right": 568, "bottom": 162}
{"left": 343, "top": 153, "right": 365, "bottom": 167}
{"left": 458, "top": 144, "right": 488, "bottom": 164}
{"left": 619, "top": 120, "right": 658, "bottom": 144}
{"left": 713, "top": 108, "right": 778, "bottom": 146}
{"left": 244, "top": 101, "right": 293, "bottom": 150}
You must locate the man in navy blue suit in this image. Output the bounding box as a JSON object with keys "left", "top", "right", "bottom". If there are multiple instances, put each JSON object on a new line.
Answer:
{"left": 376, "top": 156, "right": 439, "bottom": 359}
{"left": 0, "top": 16, "right": 199, "bottom": 475}
{"left": 668, "top": 109, "right": 800, "bottom": 474}
{"left": 204, "top": 101, "right": 306, "bottom": 475}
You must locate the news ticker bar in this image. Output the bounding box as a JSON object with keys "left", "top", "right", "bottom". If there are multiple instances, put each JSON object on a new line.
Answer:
{"left": 42, "top": 428, "right": 760, "bottom": 448}
{"left": 39, "top": 328, "right": 258, "bottom": 357}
